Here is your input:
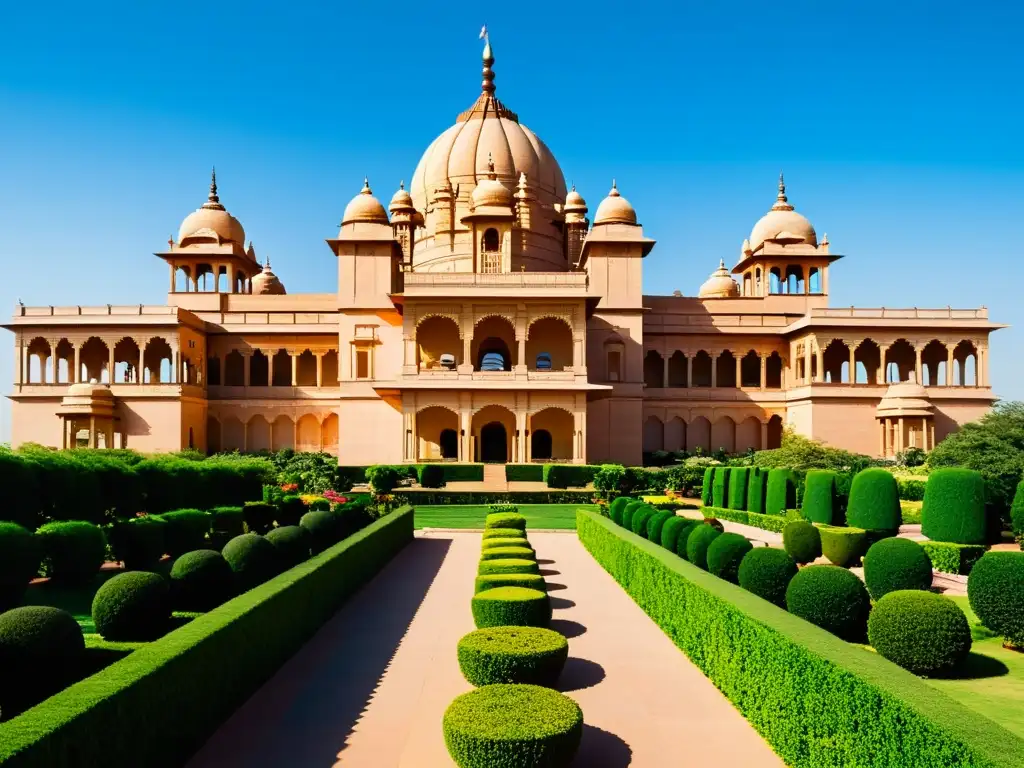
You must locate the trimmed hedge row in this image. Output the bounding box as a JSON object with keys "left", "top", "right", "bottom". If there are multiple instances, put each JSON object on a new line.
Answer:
{"left": 542, "top": 464, "right": 599, "bottom": 489}
{"left": 576, "top": 509, "right": 1024, "bottom": 767}
{"left": 921, "top": 468, "right": 987, "bottom": 545}
{"left": 0, "top": 507, "right": 415, "bottom": 767}
{"left": 801, "top": 470, "right": 838, "bottom": 525}
{"left": 457, "top": 627, "right": 567, "bottom": 687}
{"left": 394, "top": 490, "right": 595, "bottom": 506}
{"left": 818, "top": 525, "right": 867, "bottom": 567}
{"left": 921, "top": 541, "right": 986, "bottom": 575}
{"left": 701, "top": 507, "right": 787, "bottom": 534}
{"left": 504, "top": 465, "right": 544, "bottom": 483}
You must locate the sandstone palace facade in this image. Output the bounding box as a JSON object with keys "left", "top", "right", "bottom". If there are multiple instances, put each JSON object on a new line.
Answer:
{"left": 4, "top": 42, "right": 1002, "bottom": 466}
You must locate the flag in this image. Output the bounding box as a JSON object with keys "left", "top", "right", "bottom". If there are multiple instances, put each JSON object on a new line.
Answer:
{"left": 479, "top": 25, "right": 488, "bottom": 40}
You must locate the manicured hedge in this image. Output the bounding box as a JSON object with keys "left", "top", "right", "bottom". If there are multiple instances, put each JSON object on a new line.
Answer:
{"left": 412, "top": 463, "right": 485, "bottom": 484}
{"left": 159, "top": 509, "right": 212, "bottom": 556}
{"left": 608, "top": 496, "right": 631, "bottom": 526}
{"left": 765, "top": 469, "right": 797, "bottom": 516}
{"left": 659, "top": 516, "right": 688, "bottom": 552}
{"left": 478, "top": 559, "right": 540, "bottom": 577}
{"left": 1012, "top": 479, "right": 1024, "bottom": 545}
{"left": 241, "top": 502, "right": 276, "bottom": 534}
{"left": 737, "top": 547, "right": 797, "bottom": 608}
{"left": 921, "top": 468, "right": 988, "bottom": 545}
{"left": 0, "top": 506, "right": 414, "bottom": 768}
{"left": 711, "top": 467, "right": 730, "bottom": 508}
{"left": 645, "top": 511, "right": 673, "bottom": 543}
{"left": 505, "top": 465, "right": 544, "bottom": 483}
{"left": 921, "top": 541, "right": 986, "bottom": 575}
{"left": 686, "top": 524, "right": 722, "bottom": 570}
{"left": 0, "top": 523, "right": 40, "bottom": 610}
{"left": 727, "top": 468, "right": 749, "bottom": 511}
{"left": 471, "top": 587, "right": 551, "bottom": 629}
{"left": 968, "top": 552, "right": 1024, "bottom": 647}
{"left": 108, "top": 516, "right": 165, "bottom": 572}
{"left": 169, "top": 550, "right": 234, "bottom": 612}
{"left": 674, "top": 521, "right": 700, "bottom": 560}
{"left": 36, "top": 521, "right": 107, "bottom": 586}
{"left": 863, "top": 538, "right": 933, "bottom": 600}
{"left": 786, "top": 565, "right": 870, "bottom": 642}
{"left": 868, "top": 591, "right": 971, "bottom": 675}
{"left": 846, "top": 469, "right": 901, "bottom": 533}
{"left": 485, "top": 513, "right": 527, "bottom": 531}
{"left": 480, "top": 547, "right": 535, "bottom": 562}
{"left": 265, "top": 525, "right": 311, "bottom": 569}
{"left": 91, "top": 572, "right": 170, "bottom": 641}
{"left": 275, "top": 496, "right": 306, "bottom": 527}
{"left": 782, "top": 520, "right": 821, "bottom": 565}
{"left": 630, "top": 506, "right": 656, "bottom": 538}
{"left": 702, "top": 506, "right": 788, "bottom": 534}
{"left": 543, "top": 464, "right": 598, "bottom": 489}
{"left": 746, "top": 467, "right": 768, "bottom": 514}
{"left": 701, "top": 467, "right": 714, "bottom": 506}
{"left": 705, "top": 532, "right": 752, "bottom": 583}
{"left": 818, "top": 525, "right": 867, "bottom": 567}
{"left": 481, "top": 537, "right": 531, "bottom": 552}
{"left": 457, "top": 627, "right": 568, "bottom": 687}
{"left": 622, "top": 501, "right": 646, "bottom": 532}
{"left": 222, "top": 534, "right": 282, "bottom": 593}
{"left": 801, "top": 470, "right": 837, "bottom": 525}
{"left": 482, "top": 528, "right": 525, "bottom": 540}
{"left": 0, "top": 606, "right": 86, "bottom": 718}
{"left": 576, "top": 510, "right": 1024, "bottom": 768}
{"left": 394, "top": 490, "right": 595, "bottom": 506}
{"left": 898, "top": 478, "right": 927, "bottom": 502}
{"left": 474, "top": 573, "right": 547, "bottom": 594}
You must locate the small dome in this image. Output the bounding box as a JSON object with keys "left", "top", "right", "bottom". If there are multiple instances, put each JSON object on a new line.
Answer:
{"left": 593, "top": 181, "right": 637, "bottom": 225}
{"left": 67, "top": 380, "right": 113, "bottom": 397}
{"left": 389, "top": 180, "right": 415, "bottom": 213}
{"left": 251, "top": 260, "right": 286, "bottom": 295}
{"left": 699, "top": 260, "right": 740, "bottom": 298}
{"left": 877, "top": 373, "right": 932, "bottom": 417}
{"left": 749, "top": 174, "right": 816, "bottom": 252}
{"left": 177, "top": 170, "right": 246, "bottom": 247}
{"left": 471, "top": 156, "right": 513, "bottom": 209}
{"left": 564, "top": 185, "right": 587, "bottom": 213}
{"left": 342, "top": 179, "right": 389, "bottom": 225}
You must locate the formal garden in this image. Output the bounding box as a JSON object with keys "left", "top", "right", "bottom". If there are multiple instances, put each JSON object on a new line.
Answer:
{"left": 1, "top": 402, "right": 1023, "bottom": 765}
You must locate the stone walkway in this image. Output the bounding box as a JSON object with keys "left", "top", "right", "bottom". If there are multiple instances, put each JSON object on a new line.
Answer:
{"left": 186, "top": 531, "right": 783, "bottom": 767}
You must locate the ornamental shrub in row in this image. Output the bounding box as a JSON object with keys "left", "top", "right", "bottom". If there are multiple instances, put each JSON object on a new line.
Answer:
{"left": 921, "top": 468, "right": 987, "bottom": 545}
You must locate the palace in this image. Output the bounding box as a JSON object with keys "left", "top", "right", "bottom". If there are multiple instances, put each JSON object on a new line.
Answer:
{"left": 4, "top": 41, "right": 1003, "bottom": 465}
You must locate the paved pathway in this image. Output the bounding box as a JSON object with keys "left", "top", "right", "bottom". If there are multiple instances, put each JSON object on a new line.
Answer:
{"left": 186, "top": 531, "right": 783, "bottom": 767}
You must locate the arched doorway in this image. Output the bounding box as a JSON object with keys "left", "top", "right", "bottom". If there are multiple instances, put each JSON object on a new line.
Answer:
{"left": 440, "top": 428, "right": 459, "bottom": 459}
{"left": 480, "top": 422, "right": 508, "bottom": 463}
{"left": 531, "top": 429, "right": 552, "bottom": 460}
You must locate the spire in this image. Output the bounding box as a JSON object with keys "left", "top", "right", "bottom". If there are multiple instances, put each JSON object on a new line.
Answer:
{"left": 263, "top": 255, "right": 271, "bottom": 271}
{"left": 361, "top": 177, "right": 372, "bottom": 195}
{"left": 772, "top": 171, "right": 794, "bottom": 211}
{"left": 481, "top": 29, "right": 495, "bottom": 94}
{"left": 608, "top": 179, "right": 620, "bottom": 197}
{"left": 202, "top": 167, "right": 225, "bottom": 211}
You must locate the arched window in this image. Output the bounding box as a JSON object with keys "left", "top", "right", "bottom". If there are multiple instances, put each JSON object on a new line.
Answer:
{"left": 482, "top": 228, "right": 499, "bottom": 252}
{"left": 535, "top": 352, "right": 552, "bottom": 371}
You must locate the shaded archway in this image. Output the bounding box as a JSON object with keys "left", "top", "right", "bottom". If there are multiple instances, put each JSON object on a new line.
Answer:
{"left": 921, "top": 340, "right": 948, "bottom": 386}
{"left": 740, "top": 351, "right": 760, "bottom": 388}
{"left": 530, "top": 408, "right": 574, "bottom": 461}
{"left": 221, "top": 417, "right": 244, "bottom": 452}
{"left": 296, "top": 351, "right": 317, "bottom": 386}
{"left": 884, "top": 339, "right": 915, "bottom": 383}
{"left": 480, "top": 423, "right": 508, "bottom": 462}
{"left": 271, "top": 350, "right": 291, "bottom": 387}
{"left": 224, "top": 350, "right": 245, "bottom": 386}
{"left": 711, "top": 416, "right": 736, "bottom": 453}
{"left": 531, "top": 430, "right": 553, "bottom": 460}
{"left": 250, "top": 350, "right": 269, "bottom": 386}
{"left": 767, "top": 415, "right": 784, "bottom": 449}
{"left": 113, "top": 337, "right": 140, "bottom": 384}
{"left": 953, "top": 340, "right": 977, "bottom": 386}
{"left": 643, "top": 415, "right": 664, "bottom": 452}
{"left": 321, "top": 413, "right": 339, "bottom": 454}
{"left": 417, "top": 316, "right": 462, "bottom": 370}
{"left": 822, "top": 339, "right": 851, "bottom": 383}
{"left": 416, "top": 406, "right": 459, "bottom": 461}
{"left": 271, "top": 415, "right": 294, "bottom": 451}
{"left": 691, "top": 351, "right": 712, "bottom": 387}
{"left": 736, "top": 416, "right": 762, "bottom": 452}
{"left": 716, "top": 351, "right": 736, "bottom": 388}
{"left": 440, "top": 429, "right": 459, "bottom": 459}
{"left": 472, "top": 405, "right": 515, "bottom": 462}
{"left": 686, "top": 416, "right": 711, "bottom": 453}
{"left": 527, "top": 318, "right": 573, "bottom": 372}
{"left": 667, "top": 351, "right": 687, "bottom": 387}
{"left": 296, "top": 414, "right": 320, "bottom": 452}
{"left": 207, "top": 355, "right": 222, "bottom": 386}
{"left": 472, "top": 316, "right": 516, "bottom": 371}
{"left": 207, "top": 417, "right": 222, "bottom": 453}
{"left": 26, "top": 337, "right": 51, "bottom": 383}
{"left": 142, "top": 337, "right": 173, "bottom": 384}
{"left": 855, "top": 339, "right": 881, "bottom": 384}
{"left": 765, "top": 352, "right": 783, "bottom": 388}
{"left": 644, "top": 350, "right": 664, "bottom": 388}
{"left": 665, "top": 416, "right": 685, "bottom": 452}
{"left": 80, "top": 337, "right": 110, "bottom": 383}
{"left": 247, "top": 415, "right": 271, "bottom": 452}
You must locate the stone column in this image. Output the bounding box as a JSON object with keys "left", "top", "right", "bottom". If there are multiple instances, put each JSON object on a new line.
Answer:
{"left": 169, "top": 264, "right": 176, "bottom": 293}
{"left": 73, "top": 344, "right": 81, "bottom": 384}
{"left": 814, "top": 345, "right": 823, "bottom": 383}
{"left": 137, "top": 346, "right": 145, "bottom": 386}
{"left": 290, "top": 352, "right": 298, "bottom": 386}
{"left": 663, "top": 355, "right": 670, "bottom": 388}
{"left": 573, "top": 410, "right": 584, "bottom": 464}
{"left": 410, "top": 409, "right": 418, "bottom": 462}
{"left": 108, "top": 344, "right": 116, "bottom": 385}
{"left": 760, "top": 355, "right": 766, "bottom": 390}
{"left": 268, "top": 351, "right": 275, "bottom": 386}
{"left": 849, "top": 346, "right": 857, "bottom": 385}
{"left": 897, "top": 417, "right": 905, "bottom": 454}
{"left": 243, "top": 419, "right": 248, "bottom": 452}
{"left": 735, "top": 355, "right": 742, "bottom": 388}
{"left": 980, "top": 345, "right": 988, "bottom": 386}
{"left": 947, "top": 346, "right": 955, "bottom": 386}
{"left": 710, "top": 353, "right": 718, "bottom": 388}
{"left": 62, "top": 419, "right": 68, "bottom": 449}
{"left": 462, "top": 409, "right": 472, "bottom": 463}
{"left": 803, "top": 344, "right": 811, "bottom": 384}
{"left": 89, "top": 415, "right": 97, "bottom": 448}
{"left": 315, "top": 353, "right": 324, "bottom": 388}
{"left": 879, "top": 420, "right": 886, "bottom": 456}
{"left": 915, "top": 345, "right": 923, "bottom": 384}
{"left": 686, "top": 355, "right": 693, "bottom": 388}
{"left": 462, "top": 334, "right": 472, "bottom": 369}
{"left": 516, "top": 334, "right": 526, "bottom": 372}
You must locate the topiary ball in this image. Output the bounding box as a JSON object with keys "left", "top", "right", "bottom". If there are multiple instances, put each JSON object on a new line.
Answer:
{"left": 36, "top": 520, "right": 107, "bottom": 586}
{"left": 846, "top": 468, "right": 901, "bottom": 534}
{"left": 299, "top": 510, "right": 341, "bottom": 554}
{"left": 609, "top": 496, "right": 632, "bottom": 526}
{"left": 686, "top": 525, "right": 723, "bottom": 570}
{"left": 782, "top": 520, "right": 822, "bottom": 565}
{"left": 474, "top": 573, "right": 547, "bottom": 594}
{"left": 674, "top": 521, "right": 700, "bottom": 560}
{"left": 0, "top": 606, "right": 84, "bottom": 715}
{"left": 485, "top": 513, "right": 527, "bottom": 532}
{"left": 265, "top": 525, "right": 311, "bottom": 569}
{"left": 0, "top": 522, "right": 40, "bottom": 611}
{"left": 646, "top": 511, "right": 674, "bottom": 543}
{"left": 481, "top": 547, "right": 536, "bottom": 562}
{"left": 868, "top": 590, "right": 971, "bottom": 675}
{"left": 863, "top": 537, "right": 933, "bottom": 600}
{"left": 457, "top": 627, "right": 568, "bottom": 687}
{"left": 92, "top": 571, "right": 170, "bottom": 641}
{"left": 630, "top": 506, "right": 657, "bottom": 538}
{"left": 921, "top": 468, "right": 988, "bottom": 545}
{"left": 483, "top": 527, "right": 524, "bottom": 540}
{"left": 968, "top": 552, "right": 1024, "bottom": 647}
{"left": 443, "top": 684, "right": 582, "bottom": 768}
{"left": 738, "top": 548, "right": 798, "bottom": 607}
{"left": 660, "top": 516, "right": 687, "bottom": 552}
{"left": 706, "top": 532, "right": 754, "bottom": 583}
{"left": 478, "top": 558, "right": 541, "bottom": 577}
{"left": 621, "top": 501, "right": 646, "bottom": 532}
{"left": 169, "top": 549, "right": 234, "bottom": 612}
{"left": 786, "top": 565, "right": 871, "bottom": 641}
{"left": 471, "top": 587, "right": 551, "bottom": 629}
{"left": 222, "top": 534, "right": 282, "bottom": 593}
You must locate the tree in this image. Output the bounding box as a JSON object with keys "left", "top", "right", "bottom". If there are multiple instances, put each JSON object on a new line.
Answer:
{"left": 751, "top": 430, "right": 874, "bottom": 473}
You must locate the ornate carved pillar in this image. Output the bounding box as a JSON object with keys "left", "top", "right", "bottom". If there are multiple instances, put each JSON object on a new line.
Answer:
{"left": 290, "top": 351, "right": 298, "bottom": 386}
{"left": 315, "top": 353, "right": 324, "bottom": 388}
{"left": 848, "top": 344, "right": 857, "bottom": 385}
{"left": 686, "top": 355, "right": 693, "bottom": 388}
{"left": 814, "top": 344, "right": 823, "bottom": 383}
{"left": 915, "top": 344, "right": 923, "bottom": 384}
{"left": 735, "top": 355, "right": 742, "bottom": 388}
{"left": 946, "top": 346, "right": 955, "bottom": 387}
{"left": 138, "top": 345, "right": 145, "bottom": 385}
{"left": 516, "top": 333, "right": 527, "bottom": 373}
{"left": 462, "top": 334, "right": 472, "bottom": 369}
{"left": 760, "top": 355, "right": 766, "bottom": 390}
{"left": 573, "top": 335, "right": 584, "bottom": 372}
{"left": 710, "top": 352, "right": 718, "bottom": 388}
{"left": 268, "top": 350, "right": 275, "bottom": 386}
{"left": 108, "top": 344, "right": 116, "bottom": 385}
{"left": 73, "top": 344, "right": 81, "bottom": 384}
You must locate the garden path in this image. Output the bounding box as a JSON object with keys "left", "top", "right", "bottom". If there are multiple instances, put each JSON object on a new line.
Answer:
{"left": 186, "top": 530, "right": 783, "bottom": 767}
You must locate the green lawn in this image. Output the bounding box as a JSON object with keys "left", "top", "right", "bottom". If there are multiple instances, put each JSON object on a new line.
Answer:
{"left": 414, "top": 504, "right": 597, "bottom": 530}
{"left": 922, "top": 595, "right": 1024, "bottom": 739}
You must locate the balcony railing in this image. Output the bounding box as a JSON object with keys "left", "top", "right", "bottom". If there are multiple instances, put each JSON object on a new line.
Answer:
{"left": 13, "top": 304, "right": 178, "bottom": 317}
{"left": 810, "top": 307, "right": 988, "bottom": 320}
{"left": 403, "top": 272, "right": 588, "bottom": 289}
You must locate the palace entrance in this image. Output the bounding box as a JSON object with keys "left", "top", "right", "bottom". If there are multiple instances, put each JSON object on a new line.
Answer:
{"left": 479, "top": 422, "right": 508, "bottom": 463}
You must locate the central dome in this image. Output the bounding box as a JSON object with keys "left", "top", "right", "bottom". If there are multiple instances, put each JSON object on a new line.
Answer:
{"left": 409, "top": 41, "right": 567, "bottom": 214}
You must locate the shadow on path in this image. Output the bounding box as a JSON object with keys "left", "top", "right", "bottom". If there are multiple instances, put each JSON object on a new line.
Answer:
{"left": 544, "top": 582, "right": 568, "bottom": 592}
{"left": 536, "top": 558, "right": 556, "bottom": 565}
{"left": 558, "top": 657, "right": 606, "bottom": 692}
{"left": 186, "top": 537, "right": 452, "bottom": 768}
{"left": 573, "top": 723, "right": 633, "bottom": 766}
{"left": 550, "top": 596, "right": 576, "bottom": 609}
{"left": 539, "top": 568, "right": 560, "bottom": 577}
{"left": 550, "top": 618, "right": 587, "bottom": 638}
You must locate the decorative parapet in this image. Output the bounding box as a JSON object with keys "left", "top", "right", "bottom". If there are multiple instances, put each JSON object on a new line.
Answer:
{"left": 811, "top": 307, "right": 988, "bottom": 320}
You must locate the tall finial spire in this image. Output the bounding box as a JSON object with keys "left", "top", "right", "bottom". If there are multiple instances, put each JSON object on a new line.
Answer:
{"left": 361, "top": 177, "right": 372, "bottom": 195}
{"left": 202, "top": 166, "right": 225, "bottom": 210}
{"left": 480, "top": 25, "right": 495, "bottom": 94}
{"left": 771, "top": 171, "right": 794, "bottom": 211}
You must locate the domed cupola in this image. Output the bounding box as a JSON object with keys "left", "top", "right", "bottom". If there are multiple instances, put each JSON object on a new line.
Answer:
{"left": 748, "top": 173, "right": 817, "bottom": 253}
{"left": 593, "top": 181, "right": 638, "bottom": 226}
{"left": 251, "top": 258, "right": 286, "bottom": 295}
{"left": 342, "top": 178, "right": 389, "bottom": 226}
{"left": 563, "top": 185, "right": 588, "bottom": 223}
{"left": 388, "top": 180, "right": 415, "bottom": 215}
{"left": 470, "top": 154, "right": 514, "bottom": 210}
{"left": 699, "top": 260, "right": 740, "bottom": 298}
{"left": 177, "top": 169, "right": 246, "bottom": 249}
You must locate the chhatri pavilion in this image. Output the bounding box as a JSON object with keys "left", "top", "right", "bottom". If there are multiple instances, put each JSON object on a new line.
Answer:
{"left": 4, "top": 39, "right": 1002, "bottom": 466}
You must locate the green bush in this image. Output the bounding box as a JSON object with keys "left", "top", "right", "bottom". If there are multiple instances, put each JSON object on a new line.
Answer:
{"left": 222, "top": 534, "right": 281, "bottom": 593}
{"left": 786, "top": 565, "right": 871, "bottom": 641}
{"left": 242, "top": 502, "right": 277, "bottom": 534}
{"left": 646, "top": 510, "right": 673, "bottom": 543}
{"left": 482, "top": 527, "right": 525, "bottom": 540}
{"left": 685, "top": 524, "right": 722, "bottom": 570}
{"left": 898, "top": 478, "right": 927, "bottom": 501}
{"left": 480, "top": 547, "right": 535, "bottom": 562}
{"left": 158, "top": 509, "right": 212, "bottom": 556}
{"left": 457, "top": 627, "right": 568, "bottom": 687}
{"left": 659, "top": 516, "right": 687, "bottom": 551}
{"left": 474, "top": 573, "right": 547, "bottom": 594}
{"left": 863, "top": 538, "right": 933, "bottom": 600}
{"left": 782, "top": 520, "right": 821, "bottom": 565}
{"left": 36, "top": 520, "right": 107, "bottom": 586}
{"left": 922, "top": 541, "right": 986, "bottom": 575}
{"left": 442, "top": 684, "right": 583, "bottom": 768}
{"left": 765, "top": 469, "right": 797, "bottom": 515}
{"left": 968, "top": 552, "right": 1024, "bottom": 647}
{"left": 505, "top": 464, "right": 544, "bottom": 483}
{"left": 91, "top": 571, "right": 170, "bottom": 641}
{"left": 608, "top": 496, "right": 631, "bottom": 526}
{"left": 622, "top": 500, "right": 646, "bottom": 531}
{"left": 366, "top": 465, "right": 402, "bottom": 494}
{"left": 169, "top": 549, "right": 234, "bottom": 612}
{"left": 407, "top": 464, "right": 484, "bottom": 484}
{"left": 737, "top": 547, "right": 797, "bottom": 607}
{"left": 478, "top": 558, "right": 540, "bottom": 577}
{"left": 418, "top": 464, "right": 446, "bottom": 488}
{"left": 485, "top": 513, "right": 527, "bottom": 531}
{"left": 471, "top": 587, "right": 550, "bottom": 629}
{"left": 210, "top": 506, "right": 245, "bottom": 543}
{"left": 276, "top": 496, "right": 306, "bottom": 527}
{"left": 705, "top": 532, "right": 753, "bottom": 583}
{"left": 801, "top": 470, "right": 837, "bottom": 525}
{"left": 0, "top": 606, "right": 85, "bottom": 717}
{"left": 630, "top": 506, "right": 656, "bottom": 538}
{"left": 868, "top": 591, "right": 972, "bottom": 676}
{"left": 543, "top": 464, "right": 598, "bottom": 489}
{"left": 575, "top": 509, "right": 1024, "bottom": 768}
{"left": 396, "top": 489, "right": 595, "bottom": 506}
{"left": 299, "top": 509, "right": 341, "bottom": 554}
{"left": 1012, "top": 479, "right": 1024, "bottom": 547}
{"left": 0, "top": 522, "right": 40, "bottom": 610}
{"left": 711, "top": 467, "right": 730, "bottom": 508}
{"left": 108, "top": 516, "right": 166, "bottom": 572}
{"left": 265, "top": 525, "right": 311, "bottom": 569}
{"left": 819, "top": 525, "right": 867, "bottom": 567}
{"left": 701, "top": 466, "right": 714, "bottom": 506}
{"left": 727, "top": 468, "right": 749, "bottom": 510}
{"left": 922, "top": 468, "right": 988, "bottom": 545}
{"left": 746, "top": 467, "right": 768, "bottom": 514}
{"left": 482, "top": 537, "right": 531, "bottom": 551}
{"left": 674, "top": 521, "right": 701, "bottom": 560}
{"left": 847, "top": 469, "right": 901, "bottom": 533}
{"left": 307, "top": 498, "right": 331, "bottom": 512}
{"left": 705, "top": 506, "right": 788, "bottom": 533}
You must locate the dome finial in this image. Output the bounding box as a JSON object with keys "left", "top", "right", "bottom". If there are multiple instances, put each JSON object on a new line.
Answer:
{"left": 771, "top": 171, "right": 794, "bottom": 212}
{"left": 608, "top": 179, "right": 620, "bottom": 198}
{"left": 480, "top": 25, "right": 495, "bottom": 94}
{"left": 201, "top": 166, "right": 226, "bottom": 211}
{"left": 399, "top": 180, "right": 405, "bottom": 190}
{"left": 361, "top": 177, "right": 372, "bottom": 195}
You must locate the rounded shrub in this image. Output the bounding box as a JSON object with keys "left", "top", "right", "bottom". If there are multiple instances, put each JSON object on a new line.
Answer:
{"left": 801, "top": 470, "right": 838, "bottom": 525}
{"left": 786, "top": 565, "right": 871, "bottom": 641}
{"left": 660, "top": 516, "right": 687, "bottom": 552}
{"left": 265, "top": 525, "right": 311, "bottom": 569}
{"left": 782, "top": 520, "right": 821, "bottom": 565}
{"left": 169, "top": 549, "right": 234, "bottom": 611}
{"left": 478, "top": 558, "right": 540, "bottom": 577}
{"left": 706, "top": 532, "right": 753, "bottom": 583}
{"left": 846, "top": 468, "right": 901, "bottom": 534}
{"left": 622, "top": 500, "right": 646, "bottom": 532}
{"left": 300, "top": 509, "right": 341, "bottom": 554}
{"left": 474, "top": 573, "right": 547, "bottom": 594}
{"left": 277, "top": 495, "right": 308, "bottom": 526}
{"left": 686, "top": 524, "right": 723, "bottom": 570}
{"left": 922, "top": 468, "right": 987, "bottom": 545}
{"left": 36, "top": 520, "right": 107, "bottom": 586}
{"left": 242, "top": 502, "right": 277, "bottom": 534}
{"left": 0, "top": 606, "right": 84, "bottom": 715}
{"left": 485, "top": 513, "right": 527, "bottom": 532}
{"left": 863, "top": 537, "right": 933, "bottom": 600}
{"left": 646, "top": 511, "right": 673, "bottom": 543}
{"left": 609, "top": 496, "right": 632, "bottom": 526}
{"left": 222, "top": 534, "right": 281, "bottom": 593}
{"left": 674, "top": 521, "right": 700, "bottom": 560}
{"left": 630, "top": 506, "right": 656, "bottom": 538}
{"left": 481, "top": 547, "right": 535, "bottom": 562}
{"left": 819, "top": 525, "right": 867, "bottom": 567}
{"left": 967, "top": 551, "right": 1024, "bottom": 646}
{"left": 471, "top": 587, "right": 551, "bottom": 629}
{"left": 738, "top": 547, "right": 798, "bottom": 607}
{"left": 457, "top": 627, "right": 568, "bottom": 687}
{"left": 419, "top": 463, "right": 446, "bottom": 489}
{"left": 158, "top": 509, "right": 212, "bottom": 556}
{"left": 0, "top": 522, "right": 40, "bottom": 610}
{"left": 108, "top": 516, "right": 166, "bottom": 572}
{"left": 766, "top": 469, "right": 797, "bottom": 516}
{"left": 868, "top": 590, "right": 971, "bottom": 675}
{"left": 92, "top": 571, "right": 170, "bottom": 641}
{"left": 443, "top": 684, "right": 582, "bottom": 768}
{"left": 483, "top": 527, "right": 524, "bottom": 540}
{"left": 482, "top": 537, "right": 531, "bottom": 552}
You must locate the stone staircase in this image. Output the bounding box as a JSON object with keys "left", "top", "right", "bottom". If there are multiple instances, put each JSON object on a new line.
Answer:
{"left": 481, "top": 464, "right": 508, "bottom": 491}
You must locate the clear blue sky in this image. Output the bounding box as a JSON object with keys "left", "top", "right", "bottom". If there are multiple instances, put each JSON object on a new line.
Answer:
{"left": 1, "top": 1, "right": 1021, "bottom": 441}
